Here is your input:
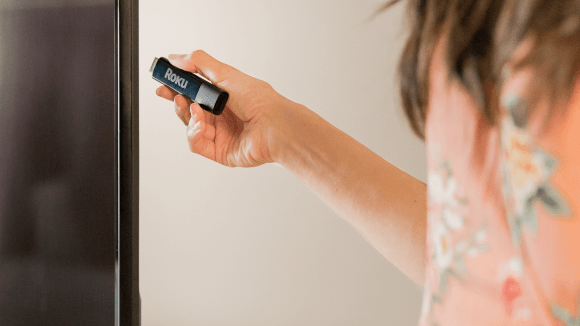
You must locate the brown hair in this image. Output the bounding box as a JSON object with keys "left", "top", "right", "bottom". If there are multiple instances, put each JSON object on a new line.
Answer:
{"left": 373, "top": 0, "right": 580, "bottom": 139}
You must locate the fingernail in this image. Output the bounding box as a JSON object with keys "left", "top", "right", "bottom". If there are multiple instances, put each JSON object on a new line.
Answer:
{"left": 156, "top": 88, "right": 161, "bottom": 96}
{"left": 168, "top": 54, "right": 181, "bottom": 60}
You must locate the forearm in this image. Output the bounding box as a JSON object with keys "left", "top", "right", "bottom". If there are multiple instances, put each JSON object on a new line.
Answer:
{"left": 270, "top": 99, "right": 427, "bottom": 285}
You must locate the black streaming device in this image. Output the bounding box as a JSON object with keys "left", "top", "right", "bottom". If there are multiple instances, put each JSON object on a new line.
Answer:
{"left": 150, "top": 57, "right": 229, "bottom": 115}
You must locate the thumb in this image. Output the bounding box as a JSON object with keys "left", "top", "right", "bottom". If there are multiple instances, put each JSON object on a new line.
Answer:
{"left": 167, "top": 50, "right": 235, "bottom": 88}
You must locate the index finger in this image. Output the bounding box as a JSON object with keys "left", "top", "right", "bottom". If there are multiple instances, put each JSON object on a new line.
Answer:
{"left": 167, "top": 50, "right": 237, "bottom": 88}
{"left": 156, "top": 85, "right": 178, "bottom": 101}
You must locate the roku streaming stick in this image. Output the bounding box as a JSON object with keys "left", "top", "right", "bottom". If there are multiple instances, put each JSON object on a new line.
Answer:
{"left": 150, "top": 57, "right": 229, "bottom": 115}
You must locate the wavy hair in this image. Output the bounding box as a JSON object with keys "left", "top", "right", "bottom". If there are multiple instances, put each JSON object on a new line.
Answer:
{"left": 374, "top": 0, "right": 580, "bottom": 139}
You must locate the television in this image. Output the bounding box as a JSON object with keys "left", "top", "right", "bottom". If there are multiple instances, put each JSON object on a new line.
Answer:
{"left": 0, "top": 0, "right": 139, "bottom": 324}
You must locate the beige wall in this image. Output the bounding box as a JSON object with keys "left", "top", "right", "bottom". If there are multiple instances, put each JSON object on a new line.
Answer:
{"left": 139, "top": 0, "right": 426, "bottom": 325}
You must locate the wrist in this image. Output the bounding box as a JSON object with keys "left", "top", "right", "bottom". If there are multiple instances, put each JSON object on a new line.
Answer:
{"left": 266, "top": 97, "right": 315, "bottom": 166}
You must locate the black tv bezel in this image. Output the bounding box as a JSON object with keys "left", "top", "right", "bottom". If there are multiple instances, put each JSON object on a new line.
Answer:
{"left": 116, "top": 0, "right": 139, "bottom": 325}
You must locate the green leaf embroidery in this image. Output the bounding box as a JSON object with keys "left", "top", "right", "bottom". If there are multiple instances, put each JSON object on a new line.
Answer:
{"left": 455, "top": 257, "right": 467, "bottom": 275}
{"left": 551, "top": 303, "right": 571, "bottom": 323}
{"left": 551, "top": 301, "right": 580, "bottom": 326}
{"left": 522, "top": 197, "right": 538, "bottom": 234}
{"left": 503, "top": 92, "right": 529, "bottom": 128}
{"left": 477, "top": 245, "right": 489, "bottom": 252}
{"left": 500, "top": 121, "right": 573, "bottom": 247}
{"left": 509, "top": 213, "right": 523, "bottom": 246}
{"left": 432, "top": 295, "right": 443, "bottom": 303}
{"left": 439, "top": 271, "right": 449, "bottom": 294}
{"left": 537, "top": 184, "right": 572, "bottom": 216}
{"left": 540, "top": 150, "right": 558, "bottom": 172}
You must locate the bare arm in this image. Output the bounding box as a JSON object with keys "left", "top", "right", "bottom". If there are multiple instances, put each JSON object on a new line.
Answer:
{"left": 270, "top": 102, "right": 426, "bottom": 284}
{"left": 156, "top": 50, "right": 427, "bottom": 285}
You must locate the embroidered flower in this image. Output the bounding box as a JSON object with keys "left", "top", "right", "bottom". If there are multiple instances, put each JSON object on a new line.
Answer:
{"left": 498, "top": 257, "right": 523, "bottom": 281}
{"left": 474, "top": 225, "right": 487, "bottom": 243}
{"left": 433, "top": 222, "right": 454, "bottom": 270}
{"left": 498, "top": 257, "right": 524, "bottom": 316}
{"left": 424, "top": 149, "right": 491, "bottom": 326}
{"left": 467, "top": 226, "right": 487, "bottom": 257}
{"left": 443, "top": 208, "right": 464, "bottom": 230}
{"left": 502, "top": 276, "right": 523, "bottom": 315}
{"left": 505, "top": 131, "right": 541, "bottom": 188}
{"left": 513, "top": 307, "right": 532, "bottom": 321}
{"left": 428, "top": 173, "right": 459, "bottom": 207}
{"left": 500, "top": 100, "right": 572, "bottom": 245}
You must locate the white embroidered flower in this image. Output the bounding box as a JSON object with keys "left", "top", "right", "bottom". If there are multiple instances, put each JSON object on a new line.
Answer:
{"left": 433, "top": 223, "right": 454, "bottom": 270}
{"left": 507, "top": 257, "right": 523, "bottom": 277}
{"left": 428, "top": 173, "right": 446, "bottom": 204}
{"left": 443, "top": 208, "right": 464, "bottom": 230}
{"left": 514, "top": 307, "right": 532, "bottom": 320}
{"left": 475, "top": 225, "right": 487, "bottom": 244}
{"left": 428, "top": 173, "right": 459, "bottom": 207}
{"left": 498, "top": 256, "right": 524, "bottom": 281}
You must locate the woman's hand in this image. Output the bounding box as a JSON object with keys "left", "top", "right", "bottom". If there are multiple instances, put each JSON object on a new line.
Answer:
{"left": 156, "top": 51, "right": 427, "bottom": 284}
{"left": 156, "top": 50, "right": 288, "bottom": 167}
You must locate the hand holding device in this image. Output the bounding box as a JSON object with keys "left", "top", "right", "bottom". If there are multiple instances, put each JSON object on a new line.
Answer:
{"left": 151, "top": 57, "right": 229, "bottom": 115}
{"left": 155, "top": 50, "right": 293, "bottom": 167}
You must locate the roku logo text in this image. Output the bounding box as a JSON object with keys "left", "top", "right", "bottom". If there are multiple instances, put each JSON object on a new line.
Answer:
{"left": 164, "top": 68, "right": 188, "bottom": 89}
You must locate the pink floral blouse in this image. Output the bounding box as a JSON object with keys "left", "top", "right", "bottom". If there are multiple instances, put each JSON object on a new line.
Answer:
{"left": 419, "top": 36, "right": 580, "bottom": 325}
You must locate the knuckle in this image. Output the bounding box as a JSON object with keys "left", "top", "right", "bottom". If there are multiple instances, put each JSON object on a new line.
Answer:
{"left": 251, "top": 79, "right": 273, "bottom": 93}
{"left": 259, "top": 80, "right": 272, "bottom": 89}
{"left": 191, "top": 49, "right": 206, "bottom": 59}
{"left": 252, "top": 80, "right": 277, "bottom": 103}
